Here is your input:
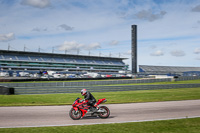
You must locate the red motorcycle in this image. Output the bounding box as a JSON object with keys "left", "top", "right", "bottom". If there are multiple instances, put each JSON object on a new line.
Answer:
{"left": 69, "top": 97, "right": 110, "bottom": 120}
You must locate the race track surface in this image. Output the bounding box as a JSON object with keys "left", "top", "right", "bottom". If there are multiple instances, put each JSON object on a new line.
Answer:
{"left": 0, "top": 100, "right": 200, "bottom": 128}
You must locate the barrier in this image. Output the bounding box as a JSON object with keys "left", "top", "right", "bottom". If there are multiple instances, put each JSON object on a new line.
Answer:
{"left": 0, "top": 86, "right": 15, "bottom": 95}
{"left": 0, "top": 76, "right": 200, "bottom": 95}
{"left": 13, "top": 83, "right": 200, "bottom": 95}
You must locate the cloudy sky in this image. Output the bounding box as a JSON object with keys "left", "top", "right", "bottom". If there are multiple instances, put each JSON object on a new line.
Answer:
{"left": 0, "top": 0, "right": 200, "bottom": 70}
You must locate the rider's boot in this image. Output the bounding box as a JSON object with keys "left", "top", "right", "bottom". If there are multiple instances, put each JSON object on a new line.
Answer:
{"left": 87, "top": 106, "right": 92, "bottom": 112}
{"left": 93, "top": 104, "right": 99, "bottom": 112}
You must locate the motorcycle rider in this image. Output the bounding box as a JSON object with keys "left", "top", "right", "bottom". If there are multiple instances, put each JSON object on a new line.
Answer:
{"left": 81, "top": 89, "right": 98, "bottom": 111}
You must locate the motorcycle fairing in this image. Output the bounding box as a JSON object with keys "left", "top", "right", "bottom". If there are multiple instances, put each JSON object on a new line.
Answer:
{"left": 73, "top": 102, "right": 90, "bottom": 117}
{"left": 96, "top": 98, "right": 107, "bottom": 105}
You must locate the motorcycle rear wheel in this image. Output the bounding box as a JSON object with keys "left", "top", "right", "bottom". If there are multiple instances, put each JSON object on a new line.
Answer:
{"left": 69, "top": 108, "right": 82, "bottom": 120}
{"left": 98, "top": 106, "right": 110, "bottom": 119}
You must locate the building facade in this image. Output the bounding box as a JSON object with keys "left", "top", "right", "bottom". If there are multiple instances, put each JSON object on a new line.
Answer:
{"left": 0, "top": 50, "right": 128, "bottom": 75}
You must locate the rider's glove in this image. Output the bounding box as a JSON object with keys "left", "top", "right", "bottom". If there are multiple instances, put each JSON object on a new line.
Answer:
{"left": 80, "top": 99, "right": 85, "bottom": 102}
{"left": 83, "top": 99, "right": 87, "bottom": 103}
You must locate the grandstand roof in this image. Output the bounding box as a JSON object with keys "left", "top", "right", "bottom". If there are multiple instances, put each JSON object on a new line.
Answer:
{"left": 0, "top": 50, "right": 127, "bottom": 60}
{"left": 139, "top": 65, "right": 200, "bottom": 73}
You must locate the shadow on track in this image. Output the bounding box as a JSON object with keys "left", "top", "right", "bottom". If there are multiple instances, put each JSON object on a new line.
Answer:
{"left": 82, "top": 115, "right": 115, "bottom": 120}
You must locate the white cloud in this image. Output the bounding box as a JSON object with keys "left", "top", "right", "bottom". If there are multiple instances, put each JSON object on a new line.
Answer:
{"left": 127, "top": 50, "right": 131, "bottom": 55}
{"left": 58, "top": 41, "right": 101, "bottom": 52}
{"left": 149, "top": 45, "right": 157, "bottom": 49}
{"left": 135, "top": 9, "right": 167, "bottom": 22}
{"left": 32, "top": 27, "right": 47, "bottom": 32}
{"left": 21, "top": 0, "right": 51, "bottom": 9}
{"left": 58, "top": 24, "right": 74, "bottom": 31}
{"left": 58, "top": 41, "right": 84, "bottom": 51}
{"left": 170, "top": 50, "right": 186, "bottom": 57}
{"left": 0, "top": 33, "right": 15, "bottom": 42}
{"left": 109, "top": 40, "right": 119, "bottom": 45}
{"left": 194, "top": 48, "right": 200, "bottom": 54}
{"left": 122, "top": 50, "right": 131, "bottom": 56}
{"left": 191, "top": 5, "right": 200, "bottom": 12}
{"left": 150, "top": 50, "right": 164, "bottom": 56}
{"left": 85, "top": 42, "right": 101, "bottom": 50}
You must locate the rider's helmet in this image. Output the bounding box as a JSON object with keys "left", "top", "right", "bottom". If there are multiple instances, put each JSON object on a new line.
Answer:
{"left": 81, "top": 89, "right": 87, "bottom": 96}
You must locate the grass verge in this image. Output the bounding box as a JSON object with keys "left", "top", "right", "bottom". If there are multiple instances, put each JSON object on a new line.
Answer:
{"left": 0, "top": 117, "right": 200, "bottom": 133}
{"left": 100, "top": 79, "right": 200, "bottom": 86}
{"left": 0, "top": 87, "right": 200, "bottom": 106}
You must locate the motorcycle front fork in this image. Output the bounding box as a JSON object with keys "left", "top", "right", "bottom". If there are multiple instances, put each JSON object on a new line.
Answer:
{"left": 74, "top": 110, "right": 79, "bottom": 115}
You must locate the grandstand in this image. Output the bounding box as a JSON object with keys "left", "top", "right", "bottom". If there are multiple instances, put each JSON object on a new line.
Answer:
{"left": 139, "top": 65, "right": 200, "bottom": 76}
{"left": 0, "top": 50, "right": 128, "bottom": 76}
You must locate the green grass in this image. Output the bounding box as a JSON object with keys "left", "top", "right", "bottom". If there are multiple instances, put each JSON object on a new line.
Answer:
{"left": 1, "top": 117, "right": 200, "bottom": 133}
{"left": 101, "top": 79, "right": 200, "bottom": 86}
{"left": 171, "top": 79, "right": 200, "bottom": 84}
{"left": 0, "top": 87, "right": 200, "bottom": 106}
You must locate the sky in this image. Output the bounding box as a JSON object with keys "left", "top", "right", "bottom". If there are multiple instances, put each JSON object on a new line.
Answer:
{"left": 0, "top": 0, "right": 200, "bottom": 70}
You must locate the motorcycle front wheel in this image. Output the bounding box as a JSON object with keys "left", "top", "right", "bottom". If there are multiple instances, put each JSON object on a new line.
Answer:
{"left": 69, "top": 108, "right": 82, "bottom": 120}
{"left": 98, "top": 106, "right": 110, "bottom": 119}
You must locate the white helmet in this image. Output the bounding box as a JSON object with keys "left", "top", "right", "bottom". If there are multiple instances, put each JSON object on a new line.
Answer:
{"left": 81, "top": 89, "right": 87, "bottom": 96}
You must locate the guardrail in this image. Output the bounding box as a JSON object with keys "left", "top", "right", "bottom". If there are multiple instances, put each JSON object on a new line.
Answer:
{"left": 175, "top": 76, "right": 200, "bottom": 81}
{"left": 1, "top": 76, "right": 200, "bottom": 95}
{"left": 0, "top": 78, "right": 172, "bottom": 88}
{"left": 14, "top": 83, "right": 200, "bottom": 94}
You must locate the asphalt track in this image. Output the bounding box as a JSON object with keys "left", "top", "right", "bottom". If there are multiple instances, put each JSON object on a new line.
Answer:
{"left": 0, "top": 100, "right": 200, "bottom": 128}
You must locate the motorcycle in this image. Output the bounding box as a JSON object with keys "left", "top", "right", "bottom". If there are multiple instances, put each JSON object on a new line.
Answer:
{"left": 69, "top": 97, "right": 110, "bottom": 120}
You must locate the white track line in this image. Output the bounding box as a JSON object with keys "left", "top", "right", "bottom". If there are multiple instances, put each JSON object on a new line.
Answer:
{"left": 1, "top": 116, "right": 200, "bottom": 129}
